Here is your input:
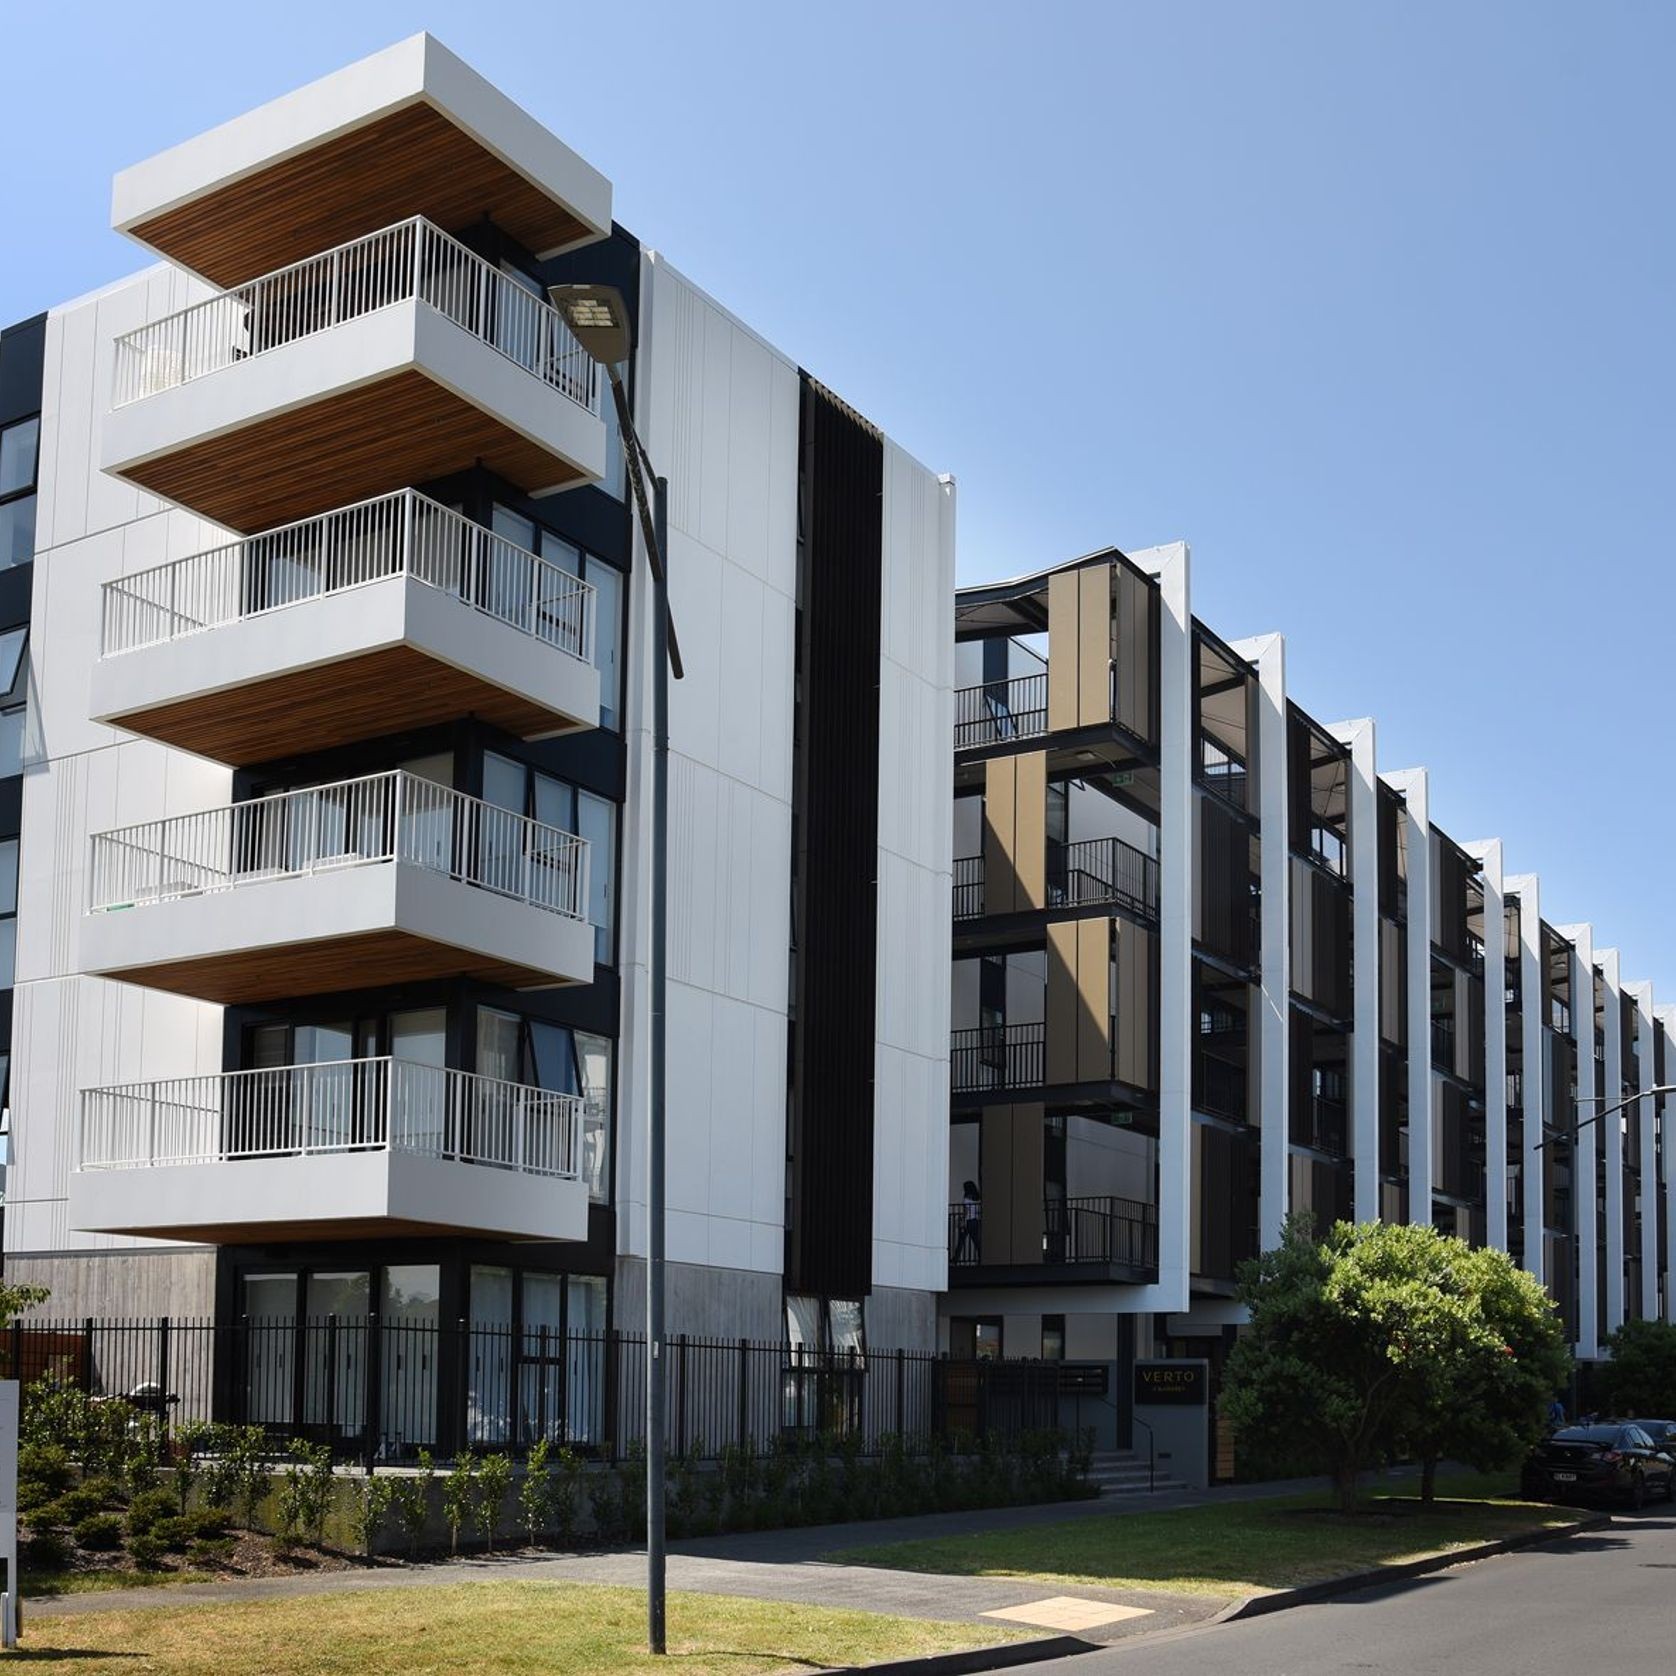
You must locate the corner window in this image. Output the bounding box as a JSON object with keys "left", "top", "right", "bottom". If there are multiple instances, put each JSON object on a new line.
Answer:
{"left": 0, "top": 417, "right": 38, "bottom": 570}
{"left": 0, "top": 626, "right": 26, "bottom": 776}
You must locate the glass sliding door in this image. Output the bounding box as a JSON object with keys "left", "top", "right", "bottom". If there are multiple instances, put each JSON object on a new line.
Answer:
{"left": 466, "top": 1265, "right": 514, "bottom": 1446}
{"left": 390, "top": 1007, "right": 447, "bottom": 1154}
{"left": 380, "top": 1264, "right": 440, "bottom": 1457}
{"left": 242, "top": 1273, "right": 298, "bottom": 1426}
{"left": 303, "top": 1271, "right": 370, "bottom": 1438}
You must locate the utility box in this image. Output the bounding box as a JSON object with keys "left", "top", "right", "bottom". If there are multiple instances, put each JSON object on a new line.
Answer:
{"left": 1132, "top": 1358, "right": 1210, "bottom": 1489}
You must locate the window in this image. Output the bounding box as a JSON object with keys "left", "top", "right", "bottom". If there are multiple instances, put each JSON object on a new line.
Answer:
{"left": 0, "top": 417, "right": 38, "bottom": 570}
{"left": 476, "top": 1005, "right": 615, "bottom": 1203}
{"left": 0, "top": 626, "right": 26, "bottom": 778}
{"left": 492, "top": 505, "right": 625, "bottom": 728}
{"left": 483, "top": 750, "right": 617, "bottom": 965}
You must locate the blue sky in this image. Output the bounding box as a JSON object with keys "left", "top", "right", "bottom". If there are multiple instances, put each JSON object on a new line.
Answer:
{"left": 2, "top": 2, "right": 1671, "bottom": 988}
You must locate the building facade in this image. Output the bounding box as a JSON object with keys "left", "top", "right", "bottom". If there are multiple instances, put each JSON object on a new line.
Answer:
{"left": 0, "top": 36, "right": 954, "bottom": 1451}
{"left": 944, "top": 546, "right": 1676, "bottom": 1412}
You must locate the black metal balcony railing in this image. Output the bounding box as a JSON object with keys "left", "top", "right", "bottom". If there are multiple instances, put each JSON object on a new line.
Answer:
{"left": 953, "top": 673, "right": 1048, "bottom": 750}
{"left": 1048, "top": 836, "right": 1159, "bottom": 917}
{"left": 1045, "top": 1195, "right": 1159, "bottom": 1271}
{"left": 952, "top": 855, "right": 984, "bottom": 920}
{"left": 1466, "top": 933, "right": 1486, "bottom": 975}
{"left": 1198, "top": 737, "right": 1247, "bottom": 810}
{"left": 946, "top": 1196, "right": 1158, "bottom": 1276}
{"left": 1431, "top": 1013, "right": 1456, "bottom": 1063}
{"left": 1195, "top": 1051, "right": 1248, "bottom": 1121}
{"left": 1302, "top": 1096, "right": 1348, "bottom": 1158}
{"left": 949, "top": 1023, "right": 1046, "bottom": 1093}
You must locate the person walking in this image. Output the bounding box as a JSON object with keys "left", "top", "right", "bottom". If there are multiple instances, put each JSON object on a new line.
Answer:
{"left": 957, "top": 1179, "right": 982, "bottom": 1262}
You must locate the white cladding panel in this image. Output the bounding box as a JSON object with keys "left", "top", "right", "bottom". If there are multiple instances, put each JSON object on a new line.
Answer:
{"left": 619, "top": 256, "right": 800, "bottom": 1276}
{"left": 874, "top": 445, "right": 955, "bottom": 1293}
{"left": 8, "top": 278, "right": 230, "bottom": 1262}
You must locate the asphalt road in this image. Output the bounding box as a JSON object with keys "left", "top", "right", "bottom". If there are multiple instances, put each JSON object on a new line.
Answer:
{"left": 1051, "top": 1507, "right": 1676, "bottom": 1675}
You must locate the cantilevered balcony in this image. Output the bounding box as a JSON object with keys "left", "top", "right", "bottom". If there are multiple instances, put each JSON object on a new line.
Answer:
{"left": 92, "top": 491, "right": 599, "bottom": 763}
{"left": 82, "top": 771, "right": 593, "bottom": 1003}
{"left": 953, "top": 673, "right": 1048, "bottom": 752}
{"left": 103, "top": 218, "right": 606, "bottom": 532}
{"left": 953, "top": 837, "right": 1160, "bottom": 926}
{"left": 69, "top": 1058, "right": 587, "bottom": 1244}
{"left": 948, "top": 1194, "right": 1158, "bottom": 1284}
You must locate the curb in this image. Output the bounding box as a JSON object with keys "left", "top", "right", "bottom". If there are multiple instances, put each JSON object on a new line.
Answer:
{"left": 840, "top": 1634, "right": 1101, "bottom": 1673}
{"left": 1214, "top": 1512, "right": 1613, "bottom": 1621}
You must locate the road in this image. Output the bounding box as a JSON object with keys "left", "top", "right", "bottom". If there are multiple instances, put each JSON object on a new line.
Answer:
{"left": 1051, "top": 1508, "right": 1675, "bottom": 1675}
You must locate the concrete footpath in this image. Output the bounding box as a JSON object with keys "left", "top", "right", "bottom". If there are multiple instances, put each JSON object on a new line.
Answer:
{"left": 24, "top": 1471, "right": 1388, "bottom": 1647}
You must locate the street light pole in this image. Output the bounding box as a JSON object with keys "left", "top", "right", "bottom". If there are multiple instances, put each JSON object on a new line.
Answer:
{"left": 546, "top": 284, "right": 680, "bottom": 1656}
{"left": 1534, "top": 1086, "right": 1676, "bottom": 1151}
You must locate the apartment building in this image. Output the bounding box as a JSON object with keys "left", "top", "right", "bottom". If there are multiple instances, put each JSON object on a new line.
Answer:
{"left": 0, "top": 35, "right": 954, "bottom": 1447}
{"left": 943, "top": 546, "right": 1676, "bottom": 1405}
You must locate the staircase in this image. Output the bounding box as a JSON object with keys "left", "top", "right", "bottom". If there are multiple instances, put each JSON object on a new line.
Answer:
{"left": 1085, "top": 1448, "right": 1194, "bottom": 1497}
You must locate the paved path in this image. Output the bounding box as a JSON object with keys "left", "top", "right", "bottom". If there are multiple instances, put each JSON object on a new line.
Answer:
{"left": 1035, "top": 1506, "right": 1676, "bottom": 1673}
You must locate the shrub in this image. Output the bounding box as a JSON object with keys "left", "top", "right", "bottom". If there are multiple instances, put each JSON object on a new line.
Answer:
{"left": 73, "top": 1512, "right": 125, "bottom": 1551}
{"left": 24, "top": 1530, "right": 71, "bottom": 1572}
{"left": 519, "top": 1438, "right": 551, "bottom": 1546}
{"left": 279, "top": 1439, "right": 335, "bottom": 1549}
{"left": 126, "top": 1532, "right": 166, "bottom": 1570}
{"left": 151, "top": 1515, "right": 197, "bottom": 1553}
{"left": 188, "top": 1536, "right": 236, "bottom": 1568}
{"left": 476, "top": 1451, "right": 512, "bottom": 1554}
{"left": 53, "top": 1484, "right": 110, "bottom": 1526}
{"left": 126, "top": 1485, "right": 177, "bottom": 1540}
{"left": 548, "top": 1447, "right": 586, "bottom": 1544}
{"left": 390, "top": 1451, "right": 434, "bottom": 1558}
{"left": 19, "top": 1441, "right": 73, "bottom": 1498}
{"left": 354, "top": 1474, "right": 397, "bottom": 1558}
{"left": 442, "top": 1451, "right": 476, "bottom": 1555}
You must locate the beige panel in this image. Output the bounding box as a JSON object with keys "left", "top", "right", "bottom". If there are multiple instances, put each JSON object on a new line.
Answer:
{"left": 1076, "top": 916, "right": 1112, "bottom": 1081}
{"left": 983, "top": 757, "right": 1018, "bottom": 916}
{"left": 1046, "top": 920, "right": 1080, "bottom": 1083}
{"left": 1116, "top": 921, "right": 1156, "bottom": 1089}
{"left": 1014, "top": 751, "right": 1047, "bottom": 910}
{"left": 1008, "top": 1104, "right": 1046, "bottom": 1264}
{"left": 979, "top": 1108, "right": 1012, "bottom": 1265}
{"left": 1116, "top": 565, "right": 1154, "bottom": 741}
{"left": 1380, "top": 919, "right": 1402, "bottom": 1043}
{"left": 1047, "top": 569, "right": 1081, "bottom": 732}
{"left": 1290, "top": 1153, "right": 1312, "bottom": 1215}
{"left": 1077, "top": 563, "right": 1113, "bottom": 725}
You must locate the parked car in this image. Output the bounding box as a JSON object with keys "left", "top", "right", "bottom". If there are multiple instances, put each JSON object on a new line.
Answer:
{"left": 1622, "top": 1418, "right": 1676, "bottom": 1453}
{"left": 1523, "top": 1424, "right": 1676, "bottom": 1508}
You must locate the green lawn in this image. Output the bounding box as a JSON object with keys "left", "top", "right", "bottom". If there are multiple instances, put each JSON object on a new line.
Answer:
{"left": 4, "top": 1580, "right": 1027, "bottom": 1675}
{"left": 832, "top": 1475, "right": 1583, "bottom": 1600}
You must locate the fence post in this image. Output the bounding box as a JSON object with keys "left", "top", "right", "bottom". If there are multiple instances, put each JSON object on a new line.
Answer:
{"left": 363, "top": 1311, "right": 381, "bottom": 1475}
{"left": 675, "top": 1335, "right": 689, "bottom": 1459}
{"left": 82, "top": 1318, "right": 95, "bottom": 1395}
{"left": 8, "top": 1320, "right": 19, "bottom": 1384}
{"left": 604, "top": 1328, "right": 619, "bottom": 1465}
{"left": 324, "top": 1314, "right": 340, "bottom": 1449}
{"left": 157, "top": 1316, "right": 171, "bottom": 1423}
{"left": 895, "top": 1348, "right": 905, "bottom": 1436}
{"left": 736, "top": 1338, "right": 749, "bottom": 1450}
{"left": 537, "top": 1324, "right": 550, "bottom": 1447}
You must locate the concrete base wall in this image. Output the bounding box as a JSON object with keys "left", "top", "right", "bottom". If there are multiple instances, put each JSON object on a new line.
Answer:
{"left": 868, "top": 1284, "right": 938, "bottom": 1351}
{"left": 6, "top": 1247, "right": 218, "bottom": 1319}
{"left": 612, "top": 1257, "right": 783, "bottom": 1342}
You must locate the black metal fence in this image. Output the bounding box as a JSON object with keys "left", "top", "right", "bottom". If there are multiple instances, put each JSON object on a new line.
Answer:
{"left": 0, "top": 1317, "right": 1080, "bottom": 1469}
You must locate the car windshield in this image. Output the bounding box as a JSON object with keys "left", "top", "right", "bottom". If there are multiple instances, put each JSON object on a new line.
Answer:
{"left": 1552, "top": 1426, "right": 1623, "bottom": 1444}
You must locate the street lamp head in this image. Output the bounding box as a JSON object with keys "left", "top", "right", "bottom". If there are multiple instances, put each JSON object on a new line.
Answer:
{"left": 548, "top": 282, "right": 633, "bottom": 373}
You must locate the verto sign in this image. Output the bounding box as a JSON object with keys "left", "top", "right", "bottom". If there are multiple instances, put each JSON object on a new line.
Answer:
{"left": 1133, "top": 1359, "right": 1208, "bottom": 1407}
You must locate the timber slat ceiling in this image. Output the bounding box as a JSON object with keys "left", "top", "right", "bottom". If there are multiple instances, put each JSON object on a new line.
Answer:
{"left": 131, "top": 103, "right": 594, "bottom": 288}
{"left": 117, "top": 369, "right": 583, "bottom": 533}
{"left": 103, "top": 926, "right": 573, "bottom": 1006}
{"left": 116, "top": 644, "right": 581, "bottom": 766}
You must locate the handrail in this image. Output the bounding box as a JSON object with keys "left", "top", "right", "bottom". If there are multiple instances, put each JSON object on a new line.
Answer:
{"left": 953, "top": 673, "right": 1049, "bottom": 749}
{"left": 111, "top": 216, "right": 600, "bottom": 416}
{"left": 77, "top": 1057, "right": 583, "bottom": 1178}
{"left": 99, "top": 489, "right": 595, "bottom": 664}
{"left": 949, "top": 1022, "right": 1047, "bottom": 1093}
{"left": 87, "top": 769, "right": 588, "bottom": 922}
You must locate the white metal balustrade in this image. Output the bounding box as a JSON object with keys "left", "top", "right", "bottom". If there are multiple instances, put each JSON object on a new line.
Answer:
{"left": 87, "top": 771, "right": 588, "bottom": 921}
{"left": 110, "top": 217, "right": 601, "bottom": 415}
{"left": 78, "top": 1058, "right": 583, "bottom": 1179}
{"left": 99, "top": 490, "right": 596, "bottom": 663}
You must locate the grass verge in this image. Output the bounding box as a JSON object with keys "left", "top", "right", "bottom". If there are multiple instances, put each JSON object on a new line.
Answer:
{"left": 25, "top": 1567, "right": 212, "bottom": 1598}
{"left": 6, "top": 1579, "right": 1029, "bottom": 1674}
{"left": 832, "top": 1474, "right": 1584, "bottom": 1600}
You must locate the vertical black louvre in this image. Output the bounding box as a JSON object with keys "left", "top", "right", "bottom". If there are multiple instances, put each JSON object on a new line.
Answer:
{"left": 786, "top": 377, "right": 883, "bottom": 1301}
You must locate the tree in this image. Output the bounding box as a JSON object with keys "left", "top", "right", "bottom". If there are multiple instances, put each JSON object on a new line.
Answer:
{"left": 0, "top": 1281, "right": 48, "bottom": 1327}
{"left": 1221, "top": 1218, "right": 1566, "bottom": 1511}
{"left": 1394, "top": 1242, "right": 1569, "bottom": 1501}
{"left": 1596, "top": 1318, "right": 1676, "bottom": 1419}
